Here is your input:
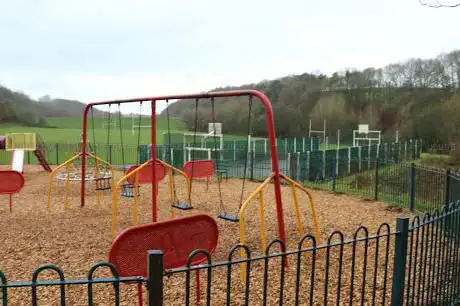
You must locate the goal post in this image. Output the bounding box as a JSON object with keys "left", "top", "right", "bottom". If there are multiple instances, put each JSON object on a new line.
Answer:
{"left": 353, "top": 124, "right": 381, "bottom": 147}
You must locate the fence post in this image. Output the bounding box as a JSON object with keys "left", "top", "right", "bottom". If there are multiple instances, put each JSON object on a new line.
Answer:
{"left": 445, "top": 169, "right": 451, "bottom": 205}
{"left": 27, "top": 150, "right": 31, "bottom": 165}
{"left": 348, "top": 147, "right": 351, "bottom": 175}
{"left": 296, "top": 152, "right": 300, "bottom": 182}
{"left": 306, "top": 151, "right": 311, "bottom": 181}
{"left": 147, "top": 250, "right": 164, "bottom": 306}
{"left": 287, "top": 153, "right": 291, "bottom": 177}
{"left": 404, "top": 142, "right": 408, "bottom": 161}
{"left": 322, "top": 150, "right": 326, "bottom": 179}
{"left": 56, "top": 143, "right": 59, "bottom": 164}
{"left": 332, "top": 155, "right": 337, "bottom": 192}
{"left": 250, "top": 149, "right": 254, "bottom": 181}
{"left": 390, "top": 218, "right": 409, "bottom": 306}
{"left": 358, "top": 146, "right": 362, "bottom": 172}
{"left": 384, "top": 143, "right": 388, "bottom": 164}
{"left": 374, "top": 159, "right": 379, "bottom": 201}
{"left": 410, "top": 163, "right": 416, "bottom": 211}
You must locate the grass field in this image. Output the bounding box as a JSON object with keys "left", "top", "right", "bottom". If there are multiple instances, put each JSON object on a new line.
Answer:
{"left": 0, "top": 116, "right": 250, "bottom": 145}
{"left": 0, "top": 116, "right": 185, "bottom": 145}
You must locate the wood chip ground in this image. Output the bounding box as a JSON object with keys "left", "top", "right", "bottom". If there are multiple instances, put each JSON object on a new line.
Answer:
{"left": 0, "top": 165, "right": 413, "bottom": 305}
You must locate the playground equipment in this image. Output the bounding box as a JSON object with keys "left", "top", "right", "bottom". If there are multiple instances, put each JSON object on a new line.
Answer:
{"left": 353, "top": 124, "right": 382, "bottom": 147}
{"left": 111, "top": 158, "right": 192, "bottom": 237}
{"left": 0, "top": 170, "right": 25, "bottom": 212}
{"left": 109, "top": 214, "right": 218, "bottom": 305}
{"left": 47, "top": 151, "right": 114, "bottom": 209}
{"left": 0, "top": 133, "right": 51, "bottom": 173}
{"left": 80, "top": 90, "right": 321, "bottom": 255}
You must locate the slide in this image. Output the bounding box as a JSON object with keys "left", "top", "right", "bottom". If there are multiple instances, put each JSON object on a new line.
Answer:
{"left": 12, "top": 150, "right": 25, "bottom": 173}
{"left": 34, "top": 147, "right": 52, "bottom": 172}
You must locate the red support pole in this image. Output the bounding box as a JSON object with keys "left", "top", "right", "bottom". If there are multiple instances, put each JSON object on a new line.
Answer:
{"left": 252, "top": 92, "right": 287, "bottom": 246}
{"left": 151, "top": 100, "right": 157, "bottom": 222}
{"left": 81, "top": 106, "right": 90, "bottom": 207}
{"left": 9, "top": 194, "right": 12, "bottom": 212}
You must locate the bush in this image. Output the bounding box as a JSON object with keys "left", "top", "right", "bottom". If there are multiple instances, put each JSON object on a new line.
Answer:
{"left": 449, "top": 143, "right": 460, "bottom": 167}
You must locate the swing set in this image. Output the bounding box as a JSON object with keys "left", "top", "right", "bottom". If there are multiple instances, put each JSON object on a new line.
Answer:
{"left": 80, "top": 90, "right": 321, "bottom": 248}
{"left": 75, "top": 90, "right": 323, "bottom": 304}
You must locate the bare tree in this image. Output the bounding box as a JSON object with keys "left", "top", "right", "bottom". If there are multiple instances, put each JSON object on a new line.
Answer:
{"left": 419, "top": 0, "right": 460, "bottom": 7}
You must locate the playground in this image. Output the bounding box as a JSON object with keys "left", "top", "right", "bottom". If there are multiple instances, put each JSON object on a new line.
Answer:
{"left": 0, "top": 90, "right": 441, "bottom": 305}
{"left": 0, "top": 162, "right": 412, "bottom": 304}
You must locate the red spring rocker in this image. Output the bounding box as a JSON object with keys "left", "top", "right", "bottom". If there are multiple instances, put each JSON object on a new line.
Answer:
{"left": 0, "top": 170, "right": 25, "bottom": 212}
{"left": 183, "top": 160, "right": 216, "bottom": 190}
{"left": 109, "top": 214, "right": 219, "bottom": 305}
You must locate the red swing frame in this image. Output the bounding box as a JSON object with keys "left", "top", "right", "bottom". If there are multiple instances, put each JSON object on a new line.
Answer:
{"left": 81, "top": 90, "right": 288, "bottom": 244}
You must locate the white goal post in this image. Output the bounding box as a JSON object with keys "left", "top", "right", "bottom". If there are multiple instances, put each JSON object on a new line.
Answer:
{"left": 353, "top": 124, "right": 381, "bottom": 147}
{"left": 183, "top": 122, "right": 224, "bottom": 161}
{"left": 131, "top": 116, "right": 152, "bottom": 135}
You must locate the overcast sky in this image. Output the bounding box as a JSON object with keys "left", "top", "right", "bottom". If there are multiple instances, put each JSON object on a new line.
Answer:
{"left": 0, "top": 0, "right": 459, "bottom": 113}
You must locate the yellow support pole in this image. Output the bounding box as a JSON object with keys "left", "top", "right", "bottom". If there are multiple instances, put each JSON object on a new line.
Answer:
{"left": 47, "top": 174, "right": 53, "bottom": 211}
{"left": 290, "top": 184, "right": 304, "bottom": 237}
{"left": 65, "top": 164, "right": 70, "bottom": 209}
{"left": 258, "top": 190, "right": 267, "bottom": 252}
{"left": 133, "top": 172, "right": 139, "bottom": 225}
{"left": 168, "top": 168, "right": 175, "bottom": 218}
{"left": 280, "top": 174, "right": 321, "bottom": 243}
{"left": 95, "top": 159, "right": 101, "bottom": 207}
{"left": 111, "top": 185, "right": 119, "bottom": 238}
{"left": 47, "top": 153, "right": 83, "bottom": 209}
{"left": 238, "top": 174, "right": 274, "bottom": 282}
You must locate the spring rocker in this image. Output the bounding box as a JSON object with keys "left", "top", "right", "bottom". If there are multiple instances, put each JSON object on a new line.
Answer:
{"left": 109, "top": 214, "right": 218, "bottom": 305}
{"left": 0, "top": 170, "right": 25, "bottom": 212}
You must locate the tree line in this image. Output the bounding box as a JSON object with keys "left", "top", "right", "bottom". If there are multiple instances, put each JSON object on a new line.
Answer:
{"left": 166, "top": 49, "right": 460, "bottom": 145}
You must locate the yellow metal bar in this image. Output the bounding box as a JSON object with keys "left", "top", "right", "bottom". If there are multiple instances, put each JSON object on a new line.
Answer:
{"left": 47, "top": 153, "right": 83, "bottom": 209}
{"left": 291, "top": 184, "right": 304, "bottom": 237}
{"left": 111, "top": 184, "right": 119, "bottom": 238}
{"left": 133, "top": 172, "right": 139, "bottom": 225}
{"left": 280, "top": 174, "right": 321, "bottom": 243}
{"left": 115, "top": 158, "right": 152, "bottom": 187}
{"left": 87, "top": 152, "right": 113, "bottom": 170}
{"left": 168, "top": 168, "right": 175, "bottom": 218}
{"left": 238, "top": 174, "right": 274, "bottom": 282}
{"left": 258, "top": 190, "right": 267, "bottom": 252}
{"left": 95, "top": 159, "right": 101, "bottom": 206}
{"left": 65, "top": 164, "right": 70, "bottom": 209}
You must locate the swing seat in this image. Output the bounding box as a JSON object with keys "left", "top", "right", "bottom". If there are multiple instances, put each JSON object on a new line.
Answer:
{"left": 120, "top": 183, "right": 141, "bottom": 198}
{"left": 95, "top": 177, "right": 112, "bottom": 191}
{"left": 172, "top": 202, "right": 193, "bottom": 210}
{"left": 218, "top": 212, "right": 239, "bottom": 222}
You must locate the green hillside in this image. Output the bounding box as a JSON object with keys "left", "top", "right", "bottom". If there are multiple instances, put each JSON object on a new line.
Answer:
{"left": 0, "top": 85, "right": 46, "bottom": 126}
{"left": 38, "top": 98, "right": 105, "bottom": 117}
{"left": 165, "top": 49, "right": 460, "bottom": 146}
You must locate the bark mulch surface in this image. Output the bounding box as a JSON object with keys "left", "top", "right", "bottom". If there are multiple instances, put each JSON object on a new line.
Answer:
{"left": 0, "top": 165, "right": 413, "bottom": 305}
